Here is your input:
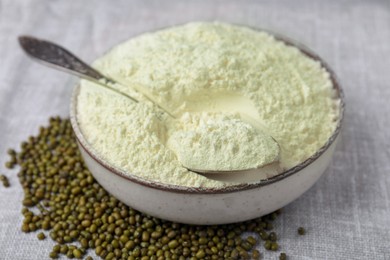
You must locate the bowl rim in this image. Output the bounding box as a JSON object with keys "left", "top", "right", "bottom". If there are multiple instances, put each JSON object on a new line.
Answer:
{"left": 70, "top": 25, "right": 345, "bottom": 194}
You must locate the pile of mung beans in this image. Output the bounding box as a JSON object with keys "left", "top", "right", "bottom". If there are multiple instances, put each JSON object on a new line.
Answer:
{"left": 3, "top": 116, "right": 307, "bottom": 259}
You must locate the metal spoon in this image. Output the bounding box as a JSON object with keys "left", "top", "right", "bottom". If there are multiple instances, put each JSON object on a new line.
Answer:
{"left": 18, "top": 35, "right": 280, "bottom": 176}
{"left": 18, "top": 36, "right": 175, "bottom": 118}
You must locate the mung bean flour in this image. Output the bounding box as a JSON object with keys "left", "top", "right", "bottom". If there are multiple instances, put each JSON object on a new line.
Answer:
{"left": 77, "top": 22, "right": 339, "bottom": 187}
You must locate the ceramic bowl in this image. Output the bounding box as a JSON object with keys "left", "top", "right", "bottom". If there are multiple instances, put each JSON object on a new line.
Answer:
{"left": 70, "top": 30, "right": 345, "bottom": 225}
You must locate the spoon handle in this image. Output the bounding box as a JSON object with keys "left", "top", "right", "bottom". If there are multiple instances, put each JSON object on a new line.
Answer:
{"left": 18, "top": 35, "right": 144, "bottom": 104}
{"left": 18, "top": 36, "right": 115, "bottom": 85}
{"left": 18, "top": 35, "right": 177, "bottom": 118}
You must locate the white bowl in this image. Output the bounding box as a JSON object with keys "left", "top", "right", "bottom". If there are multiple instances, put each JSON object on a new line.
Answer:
{"left": 70, "top": 30, "right": 345, "bottom": 225}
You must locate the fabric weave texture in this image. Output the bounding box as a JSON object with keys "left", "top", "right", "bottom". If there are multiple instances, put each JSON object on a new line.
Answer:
{"left": 0, "top": 0, "right": 389, "bottom": 259}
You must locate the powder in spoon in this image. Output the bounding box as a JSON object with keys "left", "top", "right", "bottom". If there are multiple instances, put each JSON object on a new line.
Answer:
{"left": 167, "top": 112, "right": 279, "bottom": 171}
{"left": 77, "top": 22, "right": 340, "bottom": 187}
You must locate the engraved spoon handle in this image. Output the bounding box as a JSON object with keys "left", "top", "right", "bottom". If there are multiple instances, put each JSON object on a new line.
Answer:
{"left": 18, "top": 35, "right": 140, "bottom": 104}
{"left": 18, "top": 36, "right": 178, "bottom": 118}
{"left": 18, "top": 36, "right": 115, "bottom": 85}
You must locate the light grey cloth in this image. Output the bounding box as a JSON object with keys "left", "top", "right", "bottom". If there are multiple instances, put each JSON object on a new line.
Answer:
{"left": 1, "top": 0, "right": 389, "bottom": 259}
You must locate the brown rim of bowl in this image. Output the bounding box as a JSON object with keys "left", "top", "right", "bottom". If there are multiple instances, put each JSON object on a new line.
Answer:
{"left": 70, "top": 26, "right": 345, "bottom": 194}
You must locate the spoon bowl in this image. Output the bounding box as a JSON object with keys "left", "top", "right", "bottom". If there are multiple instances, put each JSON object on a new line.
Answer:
{"left": 190, "top": 162, "right": 281, "bottom": 183}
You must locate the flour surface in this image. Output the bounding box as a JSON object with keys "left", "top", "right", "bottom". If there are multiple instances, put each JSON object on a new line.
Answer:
{"left": 168, "top": 112, "right": 279, "bottom": 171}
